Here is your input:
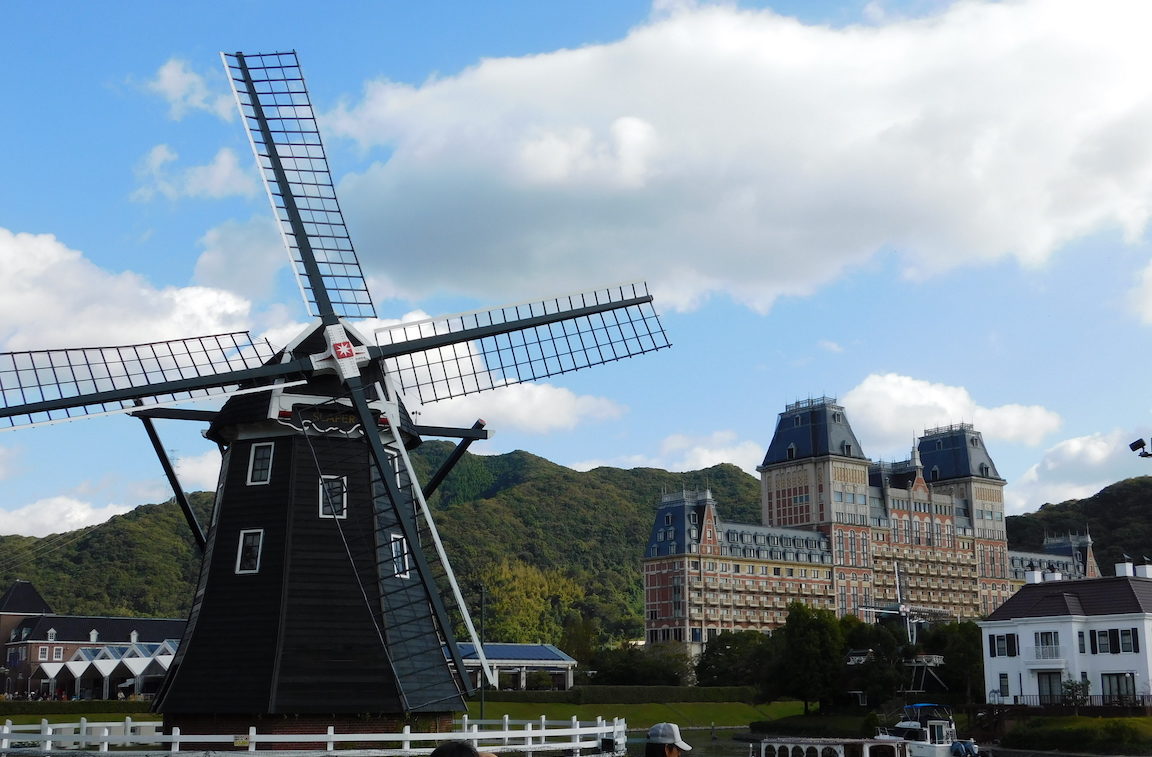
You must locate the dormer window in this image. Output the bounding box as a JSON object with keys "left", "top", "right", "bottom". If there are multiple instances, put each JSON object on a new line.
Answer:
{"left": 787, "top": 444, "right": 796, "bottom": 460}
{"left": 89, "top": 629, "right": 99, "bottom": 643}
{"left": 130, "top": 630, "right": 139, "bottom": 644}
{"left": 832, "top": 412, "right": 842, "bottom": 423}
{"left": 842, "top": 442, "right": 853, "bottom": 456}
{"left": 970, "top": 437, "right": 980, "bottom": 448}
{"left": 979, "top": 463, "right": 990, "bottom": 477}
{"left": 930, "top": 467, "right": 939, "bottom": 481}
{"left": 47, "top": 628, "right": 56, "bottom": 642}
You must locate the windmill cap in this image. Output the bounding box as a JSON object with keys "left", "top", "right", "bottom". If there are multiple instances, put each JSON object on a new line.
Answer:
{"left": 648, "top": 723, "right": 692, "bottom": 751}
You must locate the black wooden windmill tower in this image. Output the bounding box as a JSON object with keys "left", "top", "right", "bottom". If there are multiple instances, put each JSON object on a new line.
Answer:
{"left": 0, "top": 51, "right": 669, "bottom": 734}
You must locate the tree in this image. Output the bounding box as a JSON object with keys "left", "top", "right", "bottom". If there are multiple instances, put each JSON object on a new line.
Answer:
{"left": 782, "top": 601, "right": 844, "bottom": 714}
{"left": 478, "top": 559, "right": 583, "bottom": 643}
{"left": 589, "top": 642, "right": 693, "bottom": 685}
{"left": 695, "top": 630, "right": 774, "bottom": 686}
{"left": 1062, "top": 676, "right": 1091, "bottom": 714}
{"left": 839, "top": 615, "right": 903, "bottom": 707}
{"left": 919, "top": 621, "right": 983, "bottom": 704}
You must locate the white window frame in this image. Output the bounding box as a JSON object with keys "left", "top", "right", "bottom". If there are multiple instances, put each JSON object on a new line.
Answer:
{"left": 235, "top": 529, "right": 265, "bottom": 574}
{"left": 52, "top": 646, "right": 63, "bottom": 661}
{"left": 319, "top": 475, "right": 348, "bottom": 519}
{"left": 246, "top": 442, "right": 275, "bottom": 485}
{"left": 390, "top": 532, "right": 410, "bottom": 579}
{"left": 37, "top": 646, "right": 48, "bottom": 661}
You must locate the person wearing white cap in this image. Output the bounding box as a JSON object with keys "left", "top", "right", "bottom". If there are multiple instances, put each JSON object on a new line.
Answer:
{"left": 646, "top": 722, "right": 692, "bottom": 757}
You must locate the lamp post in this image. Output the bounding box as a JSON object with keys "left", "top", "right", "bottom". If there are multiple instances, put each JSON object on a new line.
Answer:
{"left": 479, "top": 584, "right": 486, "bottom": 721}
{"left": 1129, "top": 439, "right": 1152, "bottom": 458}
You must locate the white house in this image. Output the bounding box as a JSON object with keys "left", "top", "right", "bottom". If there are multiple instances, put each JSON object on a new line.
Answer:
{"left": 978, "top": 561, "right": 1152, "bottom": 706}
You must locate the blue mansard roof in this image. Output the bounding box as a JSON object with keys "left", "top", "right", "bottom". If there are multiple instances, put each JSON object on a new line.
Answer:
{"left": 761, "top": 397, "right": 867, "bottom": 467}
{"left": 644, "top": 489, "right": 832, "bottom": 563}
{"left": 917, "top": 423, "right": 1003, "bottom": 481}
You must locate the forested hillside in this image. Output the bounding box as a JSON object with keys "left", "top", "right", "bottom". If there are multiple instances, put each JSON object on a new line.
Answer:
{"left": 0, "top": 443, "right": 760, "bottom": 641}
{"left": 7, "top": 448, "right": 1146, "bottom": 647}
{"left": 1006, "top": 475, "right": 1152, "bottom": 569}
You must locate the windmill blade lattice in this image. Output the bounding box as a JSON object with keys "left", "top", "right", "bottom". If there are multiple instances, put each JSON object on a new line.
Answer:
{"left": 376, "top": 282, "right": 670, "bottom": 403}
{"left": 223, "top": 50, "right": 375, "bottom": 320}
{"left": 0, "top": 332, "right": 282, "bottom": 429}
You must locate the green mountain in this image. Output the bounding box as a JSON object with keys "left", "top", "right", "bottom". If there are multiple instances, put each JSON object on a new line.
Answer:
{"left": 0, "top": 443, "right": 760, "bottom": 641}
{"left": 1005, "top": 475, "right": 1152, "bottom": 570}
{"left": 7, "top": 446, "right": 1146, "bottom": 646}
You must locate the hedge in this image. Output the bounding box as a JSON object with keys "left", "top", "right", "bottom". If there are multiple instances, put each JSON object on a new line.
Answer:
{"left": 469, "top": 686, "right": 756, "bottom": 705}
{"left": 0, "top": 700, "right": 153, "bottom": 716}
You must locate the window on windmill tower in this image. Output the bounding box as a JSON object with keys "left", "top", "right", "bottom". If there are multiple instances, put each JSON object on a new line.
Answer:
{"left": 247, "top": 443, "right": 275, "bottom": 485}
{"left": 236, "top": 529, "right": 264, "bottom": 574}
{"left": 319, "top": 475, "right": 348, "bottom": 519}
{"left": 389, "top": 533, "right": 410, "bottom": 579}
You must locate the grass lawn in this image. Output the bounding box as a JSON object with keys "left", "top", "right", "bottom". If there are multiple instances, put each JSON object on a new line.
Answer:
{"left": 465, "top": 700, "right": 804, "bottom": 730}
{"left": 4, "top": 701, "right": 805, "bottom": 733}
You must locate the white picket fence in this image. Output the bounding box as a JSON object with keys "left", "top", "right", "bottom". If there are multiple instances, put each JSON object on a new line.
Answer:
{"left": 0, "top": 714, "right": 628, "bottom": 755}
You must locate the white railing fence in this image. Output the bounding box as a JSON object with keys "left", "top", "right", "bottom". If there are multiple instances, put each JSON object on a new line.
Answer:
{"left": 0, "top": 714, "right": 628, "bottom": 755}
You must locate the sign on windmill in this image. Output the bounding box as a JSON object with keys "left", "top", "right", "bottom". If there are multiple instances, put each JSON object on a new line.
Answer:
{"left": 0, "top": 50, "right": 670, "bottom": 736}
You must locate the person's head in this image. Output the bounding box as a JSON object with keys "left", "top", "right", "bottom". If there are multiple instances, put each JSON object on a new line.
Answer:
{"left": 430, "top": 741, "right": 479, "bottom": 757}
{"left": 646, "top": 722, "right": 692, "bottom": 757}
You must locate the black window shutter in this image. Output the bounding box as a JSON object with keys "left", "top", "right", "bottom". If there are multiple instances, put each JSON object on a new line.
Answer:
{"left": 1006, "top": 634, "right": 1018, "bottom": 657}
{"left": 988, "top": 634, "right": 997, "bottom": 658}
{"left": 1109, "top": 628, "right": 1120, "bottom": 654}
{"left": 1133, "top": 628, "right": 1141, "bottom": 653}
{"left": 1090, "top": 631, "right": 1098, "bottom": 654}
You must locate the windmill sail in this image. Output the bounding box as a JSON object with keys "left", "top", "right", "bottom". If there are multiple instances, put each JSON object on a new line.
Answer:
{"left": 377, "top": 282, "right": 669, "bottom": 403}
{"left": 0, "top": 332, "right": 287, "bottom": 429}
{"left": 223, "top": 50, "right": 375, "bottom": 320}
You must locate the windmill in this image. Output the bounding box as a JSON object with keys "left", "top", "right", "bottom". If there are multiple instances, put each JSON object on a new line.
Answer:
{"left": 0, "top": 51, "right": 669, "bottom": 731}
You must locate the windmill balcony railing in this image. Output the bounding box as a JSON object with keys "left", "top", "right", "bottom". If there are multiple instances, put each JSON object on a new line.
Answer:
{"left": 0, "top": 714, "right": 628, "bottom": 756}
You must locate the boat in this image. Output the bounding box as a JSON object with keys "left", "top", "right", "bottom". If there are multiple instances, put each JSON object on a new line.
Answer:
{"left": 874, "top": 703, "right": 979, "bottom": 757}
{"left": 750, "top": 703, "right": 979, "bottom": 757}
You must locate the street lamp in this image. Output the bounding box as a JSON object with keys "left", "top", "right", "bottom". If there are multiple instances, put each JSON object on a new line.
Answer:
{"left": 1130, "top": 439, "right": 1151, "bottom": 458}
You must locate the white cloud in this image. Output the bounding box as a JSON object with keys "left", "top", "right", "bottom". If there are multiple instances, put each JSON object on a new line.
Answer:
{"left": 321, "top": 0, "right": 1152, "bottom": 311}
{"left": 194, "top": 216, "right": 285, "bottom": 301}
{"left": 174, "top": 449, "right": 222, "bottom": 492}
{"left": 417, "top": 382, "right": 625, "bottom": 434}
{"left": 146, "top": 58, "right": 234, "bottom": 121}
{"left": 133, "top": 146, "right": 258, "bottom": 201}
{"left": 1006, "top": 429, "right": 1143, "bottom": 513}
{"left": 842, "top": 373, "right": 1062, "bottom": 459}
{"left": 659, "top": 430, "right": 765, "bottom": 474}
{"left": 571, "top": 429, "right": 763, "bottom": 476}
{"left": 818, "top": 339, "right": 844, "bottom": 353}
{"left": 0, "top": 496, "right": 132, "bottom": 538}
{"left": 0, "top": 227, "right": 253, "bottom": 350}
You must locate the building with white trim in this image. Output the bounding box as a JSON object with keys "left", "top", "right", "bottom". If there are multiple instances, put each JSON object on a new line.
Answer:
{"left": 978, "top": 561, "right": 1152, "bottom": 705}
{"left": 1, "top": 581, "right": 184, "bottom": 699}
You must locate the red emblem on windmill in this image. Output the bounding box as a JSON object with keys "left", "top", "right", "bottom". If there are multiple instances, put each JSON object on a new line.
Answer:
{"left": 333, "top": 340, "right": 355, "bottom": 359}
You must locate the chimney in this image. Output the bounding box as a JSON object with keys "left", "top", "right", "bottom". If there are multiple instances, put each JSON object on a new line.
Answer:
{"left": 1116, "top": 561, "right": 1135, "bottom": 577}
{"left": 1025, "top": 570, "right": 1043, "bottom": 584}
{"left": 1136, "top": 564, "right": 1152, "bottom": 578}
{"left": 1043, "top": 568, "right": 1062, "bottom": 582}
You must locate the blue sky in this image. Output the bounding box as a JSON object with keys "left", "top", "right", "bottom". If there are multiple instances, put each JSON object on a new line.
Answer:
{"left": 2, "top": 0, "right": 1152, "bottom": 536}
